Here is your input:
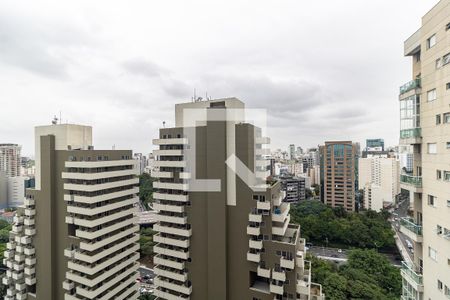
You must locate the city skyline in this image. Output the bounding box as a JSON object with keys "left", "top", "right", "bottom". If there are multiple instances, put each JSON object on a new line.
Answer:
{"left": 0, "top": 0, "right": 438, "bottom": 156}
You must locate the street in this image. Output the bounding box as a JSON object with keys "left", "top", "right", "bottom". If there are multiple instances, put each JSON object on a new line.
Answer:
{"left": 390, "top": 196, "right": 414, "bottom": 263}
{"left": 138, "top": 266, "right": 155, "bottom": 295}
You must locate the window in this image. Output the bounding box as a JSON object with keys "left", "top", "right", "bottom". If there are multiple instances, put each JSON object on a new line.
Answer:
{"left": 447, "top": 82, "right": 450, "bottom": 90}
{"left": 438, "top": 280, "right": 443, "bottom": 290}
{"left": 436, "top": 58, "right": 443, "bottom": 69}
{"left": 429, "top": 247, "right": 438, "bottom": 261}
{"left": 436, "top": 114, "right": 442, "bottom": 124}
{"left": 444, "top": 113, "right": 450, "bottom": 123}
{"left": 428, "top": 143, "right": 437, "bottom": 154}
{"left": 427, "top": 89, "right": 437, "bottom": 102}
{"left": 446, "top": 285, "right": 450, "bottom": 297}
{"left": 437, "top": 170, "right": 442, "bottom": 180}
{"left": 444, "top": 53, "right": 450, "bottom": 65}
{"left": 437, "top": 225, "right": 443, "bottom": 235}
{"left": 415, "top": 53, "right": 421, "bottom": 62}
{"left": 447, "top": 142, "right": 450, "bottom": 149}
{"left": 447, "top": 22, "right": 450, "bottom": 30}
{"left": 428, "top": 195, "right": 436, "bottom": 207}
{"left": 427, "top": 34, "right": 437, "bottom": 49}
{"left": 448, "top": 200, "right": 450, "bottom": 207}
{"left": 444, "top": 171, "right": 450, "bottom": 181}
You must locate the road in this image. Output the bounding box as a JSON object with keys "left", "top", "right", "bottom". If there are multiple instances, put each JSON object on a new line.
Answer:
{"left": 308, "top": 246, "right": 402, "bottom": 266}
{"left": 390, "top": 196, "right": 414, "bottom": 263}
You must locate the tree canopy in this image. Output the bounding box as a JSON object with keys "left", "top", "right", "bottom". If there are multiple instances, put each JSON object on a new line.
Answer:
{"left": 290, "top": 200, "right": 396, "bottom": 250}
{"left": 309, "top": 249, "right": 401, "bottom": 300}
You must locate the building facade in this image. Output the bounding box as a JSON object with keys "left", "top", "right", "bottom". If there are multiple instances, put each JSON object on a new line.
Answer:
{"left": 399, "top": 1, "right": 450, "bottom": 299}
{"left": 152, "top": 98, "right": 323, "bottom": 300}
{"left": 320, "top": 141, "right": 359, "bottom": 212}
{"left": 0, "top": 144, "right": 21, "bottom": 177}
{"left": 359, "top": 157, "right": 400, "bottom": 212}
{"left": 279, "top": 175, "right": 306, "bottom": 203}
{"left": 2, "top": 124, "right": 140, "bottom": 300}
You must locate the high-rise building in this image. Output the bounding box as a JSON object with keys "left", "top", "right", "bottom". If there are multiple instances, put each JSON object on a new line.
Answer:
{"left": 358, "top": 157, "right": 400, "bottom": 211}
{"left": 398, "top": 2, "right": 450, "bottom": 299}
{"left": 152, "top": 98, "right": 323, "bottom": 300}
{"left": 279, "top": 175, "right": 306, "bottom": 203}
{"left": 2, "top": 124, "right": 140, "bottom": 300}
{"left": 320, "top": 141, "right": 359, "bottom": 212}
{"left": 0, "top": 143, "right": 21, "bottom": 177}
{"left": 362, "top": 138, "right": 389, "bottom": 158}
{"left": 288, "top": 144, "right": 296, "bottom": 160}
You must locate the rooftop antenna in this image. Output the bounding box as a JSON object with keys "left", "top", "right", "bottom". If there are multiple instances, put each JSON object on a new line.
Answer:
{"left": 52, "top": 115, "right": 58, "bottom": 125}
{"left": 163, "top": 121, "right": 166, "bottom": 128}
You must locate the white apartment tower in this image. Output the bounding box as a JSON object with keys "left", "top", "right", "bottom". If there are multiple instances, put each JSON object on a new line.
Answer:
{"left": 0, "top": 144, "right": 21, "bottom": 177}
{"left": 399, "top": 1, "right": 450, "bottom": 299}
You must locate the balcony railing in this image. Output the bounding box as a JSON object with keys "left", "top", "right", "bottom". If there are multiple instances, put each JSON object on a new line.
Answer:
{"left": 401, "top": 261, "right": 423, "bottom": 285}
{"left": 400, "top": 78, "right": 421, "bottom": 94}
{"left": 400, "top": 174, "right": 422, "bottom": 188}
{"left": 400, "top": 128, "right": 421, "bottom": 140}
{"left": 400, "top": 217, "right": 422, "bottom": 236}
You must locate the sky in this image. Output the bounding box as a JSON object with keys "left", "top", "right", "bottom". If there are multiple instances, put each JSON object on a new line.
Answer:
{"left": 0, "top": 0, "right": 439, "bottom": 157}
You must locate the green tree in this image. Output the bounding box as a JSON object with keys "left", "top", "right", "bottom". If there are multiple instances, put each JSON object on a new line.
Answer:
{"left": 322, "top": 273, "right": 347, "bottom": 300}
{"left": 139, "top": 173, "right": 156, "bottom": 209}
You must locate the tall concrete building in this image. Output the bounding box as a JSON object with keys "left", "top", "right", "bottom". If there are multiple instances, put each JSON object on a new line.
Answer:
{"left": 358, "top": 157, "right": 400, "bottom": 212}
{"left": 288, "top": 144, "right": 296, "bottom": 160}
{"left": 2, "top": 124, "right": 140, "bottom": 300}
{"left": 152, "top": 98, "right": 323, "bottom": 300}
{"left": 279, "top": 175, "right": 306, "bottom": 203}
{"left": 398, "top": 2, "right": 450, "bottom": 300}
{"left": 0, "top": 144, "right": 21, "bottom": 177}
{"left": 320, "top": 141, "right": 359, "bottom": 212}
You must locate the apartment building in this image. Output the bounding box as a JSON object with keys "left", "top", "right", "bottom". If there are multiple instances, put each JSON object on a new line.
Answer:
{"left": 319, "top": 141, "right": 359, "bottom": 212}
{"left": 279, "top": 175, "right": 306, "bottom": 203}
{"left": 359, "top": 157, "right": 400, "bottom": 212}
{"left": 398, "top": 1, "right": 450, "bottom": 299}
{"left": 2, "top": 124, "right": 140, "bottom": 300}
{"left": 0, "top": 143, "right": 21, "bottom": 177}
{"left": 152, "top": 98, "right": 323, "bottom": 300}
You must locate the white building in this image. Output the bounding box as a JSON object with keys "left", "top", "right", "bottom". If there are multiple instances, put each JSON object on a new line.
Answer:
{"left": 359, "top": 157, "right": 400, "bottom": 211}
{"left": 0, "top": 144, "right": 21, "bottom": 177}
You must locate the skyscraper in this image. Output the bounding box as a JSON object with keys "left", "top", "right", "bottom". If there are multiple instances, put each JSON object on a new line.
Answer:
{"left": 152, "top": 98, "right": 323, "bottom": 300}
{"left": 398, "top": 1, "right": 450, "bottom": 299}
{"left": 2, "top": 124, "right": 140, "bottom": 300}
{"left": 320, "top": 141, "right": 359, "bottom": 212}
{"left": 289, "top": 144, "right": 296, "bottom": 160}
{"left": 0, "top": 143, "right": 21, "bottom": 177}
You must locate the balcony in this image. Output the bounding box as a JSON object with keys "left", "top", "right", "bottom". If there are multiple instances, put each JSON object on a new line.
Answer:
{"left": 153, "top": 149, "right": 184, "bottom": 156}
{"left": 247, "top": 225, "right": 261, "bottom": 236}
{"left": 272, "top": 269, "right": 286, "bottom": 281}
{"left": 400, "top": 128, "right": 422, "bottom": 144}
{"left": 154, "top": 266, "right": 188, "bottom": 282}
{"left": 269, "top": 282, "right": 283, "bottom": 295}
{"left": 152, "top": 138, "right": 188, "bottom": 145}
{"left": 400, "top": 217, "right": 423, "bottom": 243}
{"left": 272, "top": 215, "right": 290, "bottom": 236}
{"left": 154, "top": 203, "right": 185, "bottom": 213}
{"left": 154, "top": 234, "right": 190, "bottom": 248}
{"left": 154, "top": 224, "right": 192, "bottom": 237}
{"left": 24, "top": 198, "right": 35, "bottom": 206}
{"left": 280, "top": 257, "right": 295, "bottom": 269}
{"left": 272, "top": 203, "right": 290, "bottom": 222}
{"left": 247, "top": 251, "right": 261, "bottom": 263}
{"left": 24, "top": 228, "right": 36, "bottom": 236}
{"left": 154, "top": 277, "right": 192, "bottom": 296}
{"left": 153, "top": 192, "right": 189, "bottom": 203}
{"left": 257, "top": 266, "right": 270, "bottom": 278}
{"left": 154, "top": 255, "right": 185, "bottom": 270}
{"left": 401, "top": 262, "right": 423, "bottom": 292}
{"left": 400, "top": 78, "right": 421, "bottom": 94}
{"left": 154, "top": 245, "right": 189, "bottom": 260}
{"left": 256, "top": 201, "right": 270, "bottom": 211}
{"left": 248, "top": 212, "right": 262, "bottom": 223}
{"left": 62, "top": 280, "right": 74, "bottom": 291}
{"left": 249, "top": 239, "right": 263, "bottom": 250}
{"left": 400, "top": 174, "right": 422, "bottom": 193}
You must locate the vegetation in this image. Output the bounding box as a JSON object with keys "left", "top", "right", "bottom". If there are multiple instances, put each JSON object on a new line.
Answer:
{"left": 140, "top": 227, "right": 156, "bottom": 257}
{"left": 309, "top": 249, "right": 401, "bottom": 300}
{"left": 139, "top": 173, "right": 156, "bottom": 209}
{"left": 291, "top": 200, "right": 395, "bottom": 250}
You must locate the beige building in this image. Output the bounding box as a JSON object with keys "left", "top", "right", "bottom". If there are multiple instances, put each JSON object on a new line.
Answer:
{"left": 399, "top": 1, "right": 450, "bottom": 299}
{"left": 2, "top": 124, "right": 140, "bottom": 300}
{"left": 0, "top": 144, "right": 21, "bottom": 177}
{"left": 359, "top": 157, "right": 400, "bottom": 212}
{"left": 319, "top": 141, "right": 359, "bottom": 212}
{"left": 152, "top": 98, "right": 323, "bottom": 300}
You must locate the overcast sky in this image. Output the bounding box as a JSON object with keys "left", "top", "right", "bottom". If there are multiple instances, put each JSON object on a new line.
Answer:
{"left": 0, "top": 0, "right": 439, "bottom": 156}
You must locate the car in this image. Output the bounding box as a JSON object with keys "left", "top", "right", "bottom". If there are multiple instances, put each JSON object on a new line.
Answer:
{"left": 337, "top": 249, "right": 342, "bottom": 253}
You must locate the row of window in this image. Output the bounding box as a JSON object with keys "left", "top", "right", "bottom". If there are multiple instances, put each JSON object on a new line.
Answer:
{"left": 435, "top": 112, "right": 450, "bottom": 124}
{"left": 427, "top": 195, "right": 450, "bottom": 208}
{"left": 426, "top": 142, "right": 450, "bottom": 154}
{"left": 436, "top": 170, "right": 450, "bottom": 181}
